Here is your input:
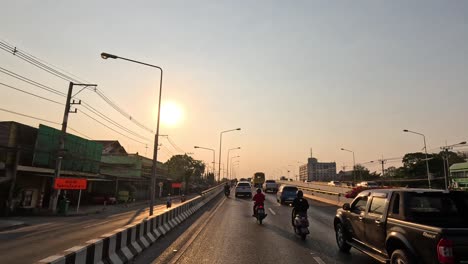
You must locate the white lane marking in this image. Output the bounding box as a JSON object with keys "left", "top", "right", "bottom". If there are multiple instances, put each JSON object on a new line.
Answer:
{"left": 268, "top": 208, "right": 277, "bottom": 215}
{"left": 313, "top": 257, "right": 326, "bottom": 264}
{"left": 82, "top": 219, "right": 114, "bottom": 229}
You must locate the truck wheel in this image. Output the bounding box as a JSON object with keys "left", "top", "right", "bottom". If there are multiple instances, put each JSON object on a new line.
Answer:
{"left": 390, "top": 249, "right": 414, "bottom": 264}
{"left": 335, "top": 222, "right": 351, "bottom": 253}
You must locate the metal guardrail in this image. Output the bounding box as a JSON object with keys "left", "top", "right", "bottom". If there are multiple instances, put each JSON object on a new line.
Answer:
{"left": 200, "top": 182, "right": 225, "bottom": 196}
{"left": 277, "top": 180, "right": 356, "bottom": 206}
{"left": 296, "top": 186, "right": 341, "bottom": 196}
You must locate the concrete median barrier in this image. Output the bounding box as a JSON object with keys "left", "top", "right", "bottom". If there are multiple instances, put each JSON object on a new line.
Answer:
{"left": 37, "top": 184, "right": 224, "bottom": 264}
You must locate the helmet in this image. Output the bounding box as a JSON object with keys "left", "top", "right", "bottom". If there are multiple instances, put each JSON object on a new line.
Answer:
{"left": 297, "top": 190, "right": 303, "bottom": 198}
{"left": 256, "top": 188, "right": 262, "bottom": 194}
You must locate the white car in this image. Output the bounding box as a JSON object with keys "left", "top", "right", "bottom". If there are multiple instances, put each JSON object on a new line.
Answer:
{"left": 328, "top": 181, "right": 341, "bottom": 186}
{"left": 235, "top": 181, "right": 252, "bottom": 198}
{"left": 357, "top": 181, "right": 379, "bottom": 188}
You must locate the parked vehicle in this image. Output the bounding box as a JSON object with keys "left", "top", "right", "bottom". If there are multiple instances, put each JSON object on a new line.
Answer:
{"left": 263, "top": 180, "right": 278, "bottom": 193}
{"left": 277, "top": 185, "right": 298, "bottom": 205}
{"left": 334, "top": 189, "right": 468, "bottom": 264}
{"left": 293, "top": 212, "right": 310, "bottom": 240}
{"left": 235, "top": 181, "right": 252, "bottom": 198}
{"left": 328, "top": 181, "right": 341, "bottom": 186}
{"left": 357, "top": 181, "right": 379, "bottom": 188}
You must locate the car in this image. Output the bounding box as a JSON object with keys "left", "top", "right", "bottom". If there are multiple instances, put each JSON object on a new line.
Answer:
{"left": 357, "top": 181, "right": 379, "bottom": 188}
{"left": 328, "top": 181, "right": 341, "bottom": 186}
{"left": 334, "top": 189, "right": 468, "bottom": 264}
{"left": 235, "top": 181, "right": 252, "bottom": 198}
{"left": 276, "top": 185, "right": 298, "bottom": 205}
{"left": 263, "top": 180, "right": 278, "bottom": 193}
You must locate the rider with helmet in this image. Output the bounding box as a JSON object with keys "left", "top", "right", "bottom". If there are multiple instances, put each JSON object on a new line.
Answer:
{"left": 252, "top": 188, "right": 267, "bottom": 217}
{"left": 292, "top": 190, "right": 309, "bottom": 225}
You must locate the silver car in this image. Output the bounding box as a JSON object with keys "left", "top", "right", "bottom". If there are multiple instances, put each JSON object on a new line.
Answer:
{"left": 235, "top": 181, "right": 252, "bottom": 198}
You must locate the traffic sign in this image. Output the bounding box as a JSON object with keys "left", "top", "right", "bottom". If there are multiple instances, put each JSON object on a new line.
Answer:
{"left": 172, "top": 182, "right": 182, "bottom": 188}
{"left": 54, "top": 178, "right": 87, "bottom": 190}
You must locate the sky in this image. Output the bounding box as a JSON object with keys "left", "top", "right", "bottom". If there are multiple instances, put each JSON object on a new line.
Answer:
{"left": 1, "top": 1, "right": 467, "bottom": 179}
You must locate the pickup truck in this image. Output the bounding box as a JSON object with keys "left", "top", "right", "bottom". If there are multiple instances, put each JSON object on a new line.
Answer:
{"left": 334, "top": 189, "right": 468, "bottom": 264}
{"left": 263, "top": 180, "right": 278, "bottom": 193}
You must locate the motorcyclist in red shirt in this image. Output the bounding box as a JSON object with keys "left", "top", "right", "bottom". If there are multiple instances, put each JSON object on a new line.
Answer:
{"left": 252, "top": 188, "right": 267, "bottom": 217}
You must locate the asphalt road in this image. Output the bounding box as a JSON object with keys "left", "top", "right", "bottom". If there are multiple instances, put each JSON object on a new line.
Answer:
{"left": 134, "top": 191, "right": 379, "bottom": 264}
{"left": 0, "top": 199, "right": 188, "bottom": 264}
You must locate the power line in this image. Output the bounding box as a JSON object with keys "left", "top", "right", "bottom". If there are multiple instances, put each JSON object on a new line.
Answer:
{"left": 0, "top": 107, "right": 90, "bottom": 139}
{"left": 0, "top": 107, "right": 61, "bottom": 125}
{"left": 0, "top": 67, "right": 151, "bottom": 142}
{"left": 0, "top": 42, "right": 81, "bottom": 83}
{"left": 80, "top": 102, "right": 151, "bottom": 141}
{"left": 93, "top": 90, "right": 154, "bottom": 134}
{"left": 0, "top": 40, "right": 154, "bottom": 133}
{"left": 79, "top": 108, "right": 149, "bottom": 146}
{"left": 166, "top": 136, "right": 185, "bottom": 153}
{"left": 0, "top": 82, "right": 64, "bottom": 105}
{"left": 0, "top": 66, "right": 66, "bottom": 97}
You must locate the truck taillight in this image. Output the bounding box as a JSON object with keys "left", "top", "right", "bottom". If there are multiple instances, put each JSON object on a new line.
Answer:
{"left": 437, "top": 238, "right": 454, "bottom": 264}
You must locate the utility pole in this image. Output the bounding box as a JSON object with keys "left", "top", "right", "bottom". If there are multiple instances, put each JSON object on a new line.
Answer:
{"left": 378, "top": 156, "right": 387, "bottom": 178}
{"left": 440, "top": 141, "right": 466, "bottom": 190}
{"left": 50, "top": 82, "right": 96, "bottom": 212}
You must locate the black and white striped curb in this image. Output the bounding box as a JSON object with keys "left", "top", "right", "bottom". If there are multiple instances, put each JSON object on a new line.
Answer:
{"left": 37, "top": 186, "right": 223, "bottom": 264}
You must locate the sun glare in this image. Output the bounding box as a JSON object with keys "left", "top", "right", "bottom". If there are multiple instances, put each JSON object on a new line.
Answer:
{"left": 160, "top": 102, "right": 183, "bottom": 126}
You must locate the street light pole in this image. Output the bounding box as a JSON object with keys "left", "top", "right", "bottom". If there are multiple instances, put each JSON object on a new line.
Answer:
{"left": 218, "top": 128, "right": 241, "bottom": 182}
{"left": 231, "top": 161, "right": 240, "bottom": 179}
{"left": 403, "top": 129, "right": 431, "bottom": 188}
{"left": 194, "top": 146, "right": 216, "bottom": 176}
{"left": 341, "top": 148, "right": 356, "bottom": 183}
{"left": 101, "top": 52, "right": 163, "bottom": 216}
{"left": 227, "top": 147, "right": 240, "bottom": 179}
{"left": 230, "top": 155, "right": 240, "bottom": 179}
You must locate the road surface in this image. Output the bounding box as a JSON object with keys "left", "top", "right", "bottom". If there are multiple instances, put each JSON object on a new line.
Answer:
{"left": 0, "top": 199, "right": 187, "bottom": 264}
{"left": 134, "top": 192, "right": 378, "bottom": 264}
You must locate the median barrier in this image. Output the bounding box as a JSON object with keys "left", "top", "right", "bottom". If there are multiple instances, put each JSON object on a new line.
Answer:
{"left": 37, "top": 183, "right": 224, "bottom": 264}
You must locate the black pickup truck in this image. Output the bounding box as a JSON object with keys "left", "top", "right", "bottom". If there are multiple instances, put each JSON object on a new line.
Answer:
{"left": 334, "top": 189, "right": 468, "bottom": 264}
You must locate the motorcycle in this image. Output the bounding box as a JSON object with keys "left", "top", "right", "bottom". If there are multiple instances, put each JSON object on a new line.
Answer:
{"left": 255, "top": 204, "right": 266, "bottom": 224}
{"left": 293, "top": 212, "right": 310, "bottom": 240}
{"left": 224, "top": 189, "right": 230, "bottom": 197}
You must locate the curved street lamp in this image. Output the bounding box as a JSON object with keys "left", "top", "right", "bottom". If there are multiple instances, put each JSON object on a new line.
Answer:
{"left": 218, "top": 128, "right": 241, "bottom": 182}
{"left": 227, "top": 147, "right": 241, "bottom": 179}
{"left": 403, "top": 129, "right": 431, "bottom": 188}
{"left": 101, "top": 52, "right": 163, "bottom": 216}
{"left": 194, "top": 146, "right": 215, "bottom": 176}
{"left": 341, "top": 148, "right": 356, "bottom": 183}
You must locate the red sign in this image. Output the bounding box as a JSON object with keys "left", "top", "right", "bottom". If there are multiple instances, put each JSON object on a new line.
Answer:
{"left": 172, "top": 182, "right": 182, "bottom": 188}
{"left": 54, "top": 178, "right": 87, "bottom": 190}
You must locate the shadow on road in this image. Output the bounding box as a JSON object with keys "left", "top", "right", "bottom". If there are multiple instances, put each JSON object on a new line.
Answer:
{"left": 125, "top": 208, "right": 146, "bottom": 226}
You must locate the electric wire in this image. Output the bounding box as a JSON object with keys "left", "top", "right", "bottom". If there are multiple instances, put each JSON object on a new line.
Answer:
{"left": 0, "top": 40, "right": 154, "bottom": 133}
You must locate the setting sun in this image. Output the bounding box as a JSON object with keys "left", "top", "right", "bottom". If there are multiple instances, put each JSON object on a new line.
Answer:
{"left": 160, "top": 101, "right": 183, "bottom": 126}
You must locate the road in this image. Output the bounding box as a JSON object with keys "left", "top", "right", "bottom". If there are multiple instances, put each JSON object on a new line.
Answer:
{"left": 134, "top": 191, "right": 378, "bottom": 264}
{"left": 0, "top": 199, "right": 187, "bottom": 264}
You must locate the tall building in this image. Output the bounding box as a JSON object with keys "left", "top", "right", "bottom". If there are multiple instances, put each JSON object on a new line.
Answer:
{"left": 299, "top": 157, "right": 337, "bottom": 182}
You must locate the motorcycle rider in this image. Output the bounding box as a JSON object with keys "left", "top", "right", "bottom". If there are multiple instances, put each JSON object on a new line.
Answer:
{"left": 224, "top": 182, "right": 230, "bottom": 194}
{"left": 291, "top": 190, "right": 309, "bottom": 226}
{"left": 252, "top": 188, "right": 267, "bottom": 217}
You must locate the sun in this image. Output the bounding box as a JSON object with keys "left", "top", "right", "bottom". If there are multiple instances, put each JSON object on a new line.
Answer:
{"left": 160, "top": 102, "right": 183, "bottom": 126}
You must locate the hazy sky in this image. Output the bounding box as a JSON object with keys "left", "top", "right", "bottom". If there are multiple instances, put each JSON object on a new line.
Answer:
{"left": 1, "top": 1, "right": 467, "bottom": 179}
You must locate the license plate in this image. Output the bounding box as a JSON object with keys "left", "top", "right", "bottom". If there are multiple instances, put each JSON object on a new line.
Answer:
{"left": 258, "top": 209, "right": 264, "bottom": 214}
